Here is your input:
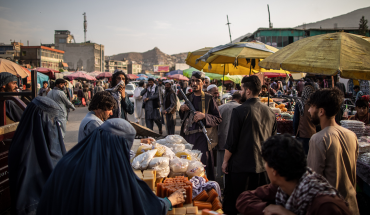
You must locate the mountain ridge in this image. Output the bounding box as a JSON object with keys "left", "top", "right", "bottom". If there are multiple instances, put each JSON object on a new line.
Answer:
{"left": 108, "top": 47, "right": 188, "bottom": 72}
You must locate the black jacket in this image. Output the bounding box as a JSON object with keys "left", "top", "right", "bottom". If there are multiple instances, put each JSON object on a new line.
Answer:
{"left": 224, "top": 98, "right": 277, "bottom": 173}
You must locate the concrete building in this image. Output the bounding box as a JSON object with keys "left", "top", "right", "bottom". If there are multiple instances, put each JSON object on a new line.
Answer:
{"left": 128, "top": 62, "right": 142, "bottom": 74}
{"left": 105, "top": 59, "right": 128, "bottom": 73}
{"left": 20, "top": 46, "right": 65, "bottom": 70}
{"left": 241, "top": 27, "right": 370, "bottom": 49}
{"left": 52, "top": 30, "right": 104, "bottom": 72}
{"left": 175, "top": 63, "right": 189, "bottom": 71}
{"left": 0, "top": 42, "right": 23, "bottom": 61}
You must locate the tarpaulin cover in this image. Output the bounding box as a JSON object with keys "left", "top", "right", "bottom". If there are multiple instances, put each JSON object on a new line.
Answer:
{"left": 36, "top": 119, "right": 165, "bottom": 215}
{"left": 9, "top": 96, "right": 66, "bottom": 215}
{"left": 37, "top": 72, "right": 49, "bottom": 86}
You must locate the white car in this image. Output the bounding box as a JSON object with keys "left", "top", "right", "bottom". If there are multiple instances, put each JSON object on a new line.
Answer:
{"left": 125, "top": 84, "right": 136, "bottom": 103}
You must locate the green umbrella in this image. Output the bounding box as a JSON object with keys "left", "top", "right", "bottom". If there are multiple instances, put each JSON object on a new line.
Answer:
{"left": 183, "top": 67, "right": 243, "bottom": 84}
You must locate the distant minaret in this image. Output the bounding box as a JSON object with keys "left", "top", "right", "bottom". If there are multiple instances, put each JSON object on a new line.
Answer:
{"left": 83, "top": 12, "right": 87, "bottom": 42}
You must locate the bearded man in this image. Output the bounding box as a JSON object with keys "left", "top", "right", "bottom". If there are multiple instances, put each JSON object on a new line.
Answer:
{"left": 179, "top": 71, "right": 222, "bottom": 180}
{"left": 222, "top": 75, "right": 277, "bottom": 215}
{"left": 78, "top": 91, "right": 117, "bottom": 142}
{"left": 162, "top": 80, "right": 177, "bottom": 135}
{"left": 307, "top": 88, "right": 359, "bottom": 215}
{"left": 47, "top": 79, "right": 75, "bottom": 137}
{"left": 0, "top": 72, "right": 24, "bottom": 122}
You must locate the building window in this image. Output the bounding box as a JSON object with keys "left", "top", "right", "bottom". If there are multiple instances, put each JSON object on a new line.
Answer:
{"left": 266, "top": 36, "right": 271, "bottom": 45}
{"left": 271, "top": 36, "right": 277, "bottom": 47}
{"left": 282, "top": 36, "right": 289, "bottom": 46}
{"left": 59, "top": 38, "right": 66, "bottom": 43}
{"left": 277, "top": 36, "right": 283, "bottom": 47}
{"left": 260, "top": 36, "right": 265, "bottom": 43}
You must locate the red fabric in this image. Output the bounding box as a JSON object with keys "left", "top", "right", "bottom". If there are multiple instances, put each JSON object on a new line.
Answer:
{"left": 82, "top": 98, "right": 86, "bottom": 106}
{"left": 126, "top": 74, "right": 139, "bottom": 79}
{"left": 168, "top": 74, "right": 189, "bottom": 81}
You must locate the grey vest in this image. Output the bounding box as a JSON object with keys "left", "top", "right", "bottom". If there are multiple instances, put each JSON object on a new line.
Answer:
{"left": 78, "top": 111, "right": 103, "bottom": 142}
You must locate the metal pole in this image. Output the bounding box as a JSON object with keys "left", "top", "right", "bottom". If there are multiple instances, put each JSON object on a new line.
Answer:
{"left": 226, "top": 15, "right": 232, "bottom": 43}
{"left": 222, "top": 64, "right": 225, "bottom": 95}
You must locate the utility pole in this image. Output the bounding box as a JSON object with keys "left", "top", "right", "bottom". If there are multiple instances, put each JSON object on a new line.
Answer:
{"left": 226, "top": 15, "right": 232, "bottom": 43}
{"left": 83, "top": 12, "right": 87, "bottom": 42}
{"left": 267, "top": 4, "right": 273, "bottom": 28}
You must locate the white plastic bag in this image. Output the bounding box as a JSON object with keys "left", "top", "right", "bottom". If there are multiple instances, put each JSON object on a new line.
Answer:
{"left": 132, "top": 149, "right": 157, "bottom": 170}
{"left": 162, "top": 144, "right": 176, "bottom": 159}
{"left": 166, "top": 135, "right": 187, "bottom": 144}
{"left": 169, "top": 157, "right": 189, "bottom": 173}
{"left": 148, "top": 157, "right": 170, "bottom": 169}
{"left": 153, "top": 166, "right": 170, "bottom": 178}
{"left": 186, "top": 161, "right": 205, "bottom": 178}
{"left": 166, "top": 143, "right": 185, "bottom": 152}
{"left": 184, "top": 143, "right": 194, "bottom": 150}
{"left": 156, "top": 139, "right": 168, "bottom": 145}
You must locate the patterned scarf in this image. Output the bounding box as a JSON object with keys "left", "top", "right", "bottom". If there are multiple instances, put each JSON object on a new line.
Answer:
{"left": 275, "top": 168, "right": 346, "bottom": 215}
{"left": 296, "top": 85, "right": 315, "bottom": 116}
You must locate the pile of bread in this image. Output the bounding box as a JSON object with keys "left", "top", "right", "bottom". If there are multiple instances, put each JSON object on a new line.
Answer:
{"left": 275, "top": 103, "right": 287, "bottom": 112}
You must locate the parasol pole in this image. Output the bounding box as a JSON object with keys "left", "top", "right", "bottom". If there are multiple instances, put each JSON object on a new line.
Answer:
{"left": 222, "top": 64, "right": 225, "bottom": 95}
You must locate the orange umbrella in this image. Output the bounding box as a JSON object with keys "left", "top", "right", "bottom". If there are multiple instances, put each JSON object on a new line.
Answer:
{"left": 21, "top": 67, "right": 31, "bottom": 83}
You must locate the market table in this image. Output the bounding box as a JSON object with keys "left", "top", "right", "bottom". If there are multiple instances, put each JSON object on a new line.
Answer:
{"left": 276, "top": 119, "right": 294, "bottom": 135}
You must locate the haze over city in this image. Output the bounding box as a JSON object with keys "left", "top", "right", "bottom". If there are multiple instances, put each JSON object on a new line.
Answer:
{"left": 0, "top": 0, "right": 369, "bottom": 55}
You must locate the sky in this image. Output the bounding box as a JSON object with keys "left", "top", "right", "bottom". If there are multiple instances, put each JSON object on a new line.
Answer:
{"left": 0, "top": 0, "right": 369, "bottom": 56}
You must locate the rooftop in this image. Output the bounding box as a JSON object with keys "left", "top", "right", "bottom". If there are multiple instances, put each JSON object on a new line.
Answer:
{"left": 21, "top": 46, "right": 65, "bottom": 54}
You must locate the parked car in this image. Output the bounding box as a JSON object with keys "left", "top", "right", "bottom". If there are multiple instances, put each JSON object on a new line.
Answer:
{"left": 125, "top": 84, "right": 136, "bottom": 103}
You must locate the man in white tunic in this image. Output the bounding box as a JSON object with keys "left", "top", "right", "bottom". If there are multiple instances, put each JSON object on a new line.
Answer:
{"left": 134, "top": 81, "right": 145, "bottom": 125}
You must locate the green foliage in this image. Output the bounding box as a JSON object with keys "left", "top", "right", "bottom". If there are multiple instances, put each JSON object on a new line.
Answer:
{"left": 359, "top": 16, "right": 368, "bottom": 36}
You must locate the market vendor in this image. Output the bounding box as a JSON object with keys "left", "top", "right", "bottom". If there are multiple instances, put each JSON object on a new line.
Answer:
{"left": 259, "top": 85, "right": 269, "bottom": 97}
{"left": 180, "top": 71, "right": 222, "bottom": 180}
{"left": 37, "top": 118, "right": 186, "bottom": 215}
{"left": 349, "top": 98, "right": 370, "bottom": 124}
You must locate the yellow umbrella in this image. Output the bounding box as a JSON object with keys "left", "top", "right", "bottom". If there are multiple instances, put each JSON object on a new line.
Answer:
{"left": 185, "top": 47, "right": 212, "bottom": 71}
{"left": 259, "top": 32, "right": 370, "bottom": 80}
{"left": 0, "top": 58, "right": 29, "bottom": 78}
{"left": 186, "top": 48, "right": 264, "bottom": 75}
{"left": 204, "top": 42, "right": 278, "bottom": 66}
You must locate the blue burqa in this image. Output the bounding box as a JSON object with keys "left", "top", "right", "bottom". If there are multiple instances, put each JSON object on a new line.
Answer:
{"left": 36, "top": 118, "right": 167, "bottom": 215}
{"left": 8, "top": 96, "right": 66, "bottom": 215}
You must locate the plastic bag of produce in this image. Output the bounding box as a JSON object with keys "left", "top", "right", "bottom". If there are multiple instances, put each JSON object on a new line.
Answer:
{"left": 166, "top": 135, "right": 187, "bottom": 144}
{"left": 148, "top": 157, "right": 170, "bottom": 169}
{"left": 162, "top": 144, "right": 176, "bottom": 159}
{"left": 175, "top": 151, "right": 192, "bottom": 160}
{"left": 184, "top": 143, "right": 194, "bottom": 150}
{"left": 166, "top": 143, "right": 185, "bottom": 152}
{"left": 136, "top": 144, "right": 153, "bottom": 156}
{"left": 169, "top": 157, "right": 189, "bottom": 173}
{"left": 154, "top": 143, "right": 166, "bottom": 157}
{"left": 153, "top": 166, "right": 170, "bottom": 178}
{"left": 132, "top": 149, "right": 157, "bottom": 170}
{"left": 156, "top": 139, "right": 168, "bottom": 145}
{"left": 186, "top": 161, "right": 205, "bottom": 178}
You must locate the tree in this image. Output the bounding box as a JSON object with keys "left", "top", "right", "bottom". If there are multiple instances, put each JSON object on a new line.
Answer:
{"left": 359, "top": 16, "right": 368, "bottom": 36}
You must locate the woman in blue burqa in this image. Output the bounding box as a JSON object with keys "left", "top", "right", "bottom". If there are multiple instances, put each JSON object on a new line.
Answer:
{"left": 9, "top": 96, "right": 67, "bottom": 215}
{"left": 36, "top": 118, "right": 185, "bottom": 215}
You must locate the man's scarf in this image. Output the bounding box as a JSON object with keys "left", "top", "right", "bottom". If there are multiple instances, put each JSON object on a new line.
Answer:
{"left": 275, "top": 167, "right": 346, "bottom": 215}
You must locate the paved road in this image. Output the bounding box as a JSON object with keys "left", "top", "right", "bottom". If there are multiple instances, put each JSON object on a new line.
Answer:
{"left": 64, "top": 106, "right": 182, "bottom": 151}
